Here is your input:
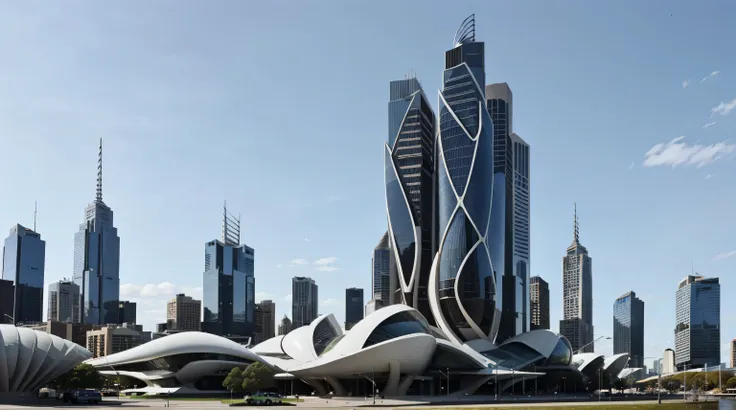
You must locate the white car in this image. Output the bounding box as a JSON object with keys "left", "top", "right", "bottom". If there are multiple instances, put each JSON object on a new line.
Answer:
{"left": 245, "top": 392, "right": 283, "bottom": 405}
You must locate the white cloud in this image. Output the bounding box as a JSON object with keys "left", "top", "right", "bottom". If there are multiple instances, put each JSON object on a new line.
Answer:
{"left": 255, "top": 292, "right": 273, "bottom": 302}
{"left": 304, "top": 238, "right": 310, "bottom": 242}
{"left": 119, "top": 282, "right": 203, "bottom": 331}
{"left": 711, "top": 98, "right": 736, "bottom": 117}
{"left": 316, "top": 266, "right": 339, "bottom": 272}
{"left": 714, "top": 250, "right": 736, "bottom": 261}
{"left": 682, "top": 80, "right": 689, "bottom": 88}
{"left": 291, "top": 258, "right": 308, "bottom": 265}
{"left": 314, "top": 257, "right": 337, "bottom": 265}
{"left": 702, "top": 121, "right": 716, "bottom": 129}
{"left": 276, "top": 264, "right": 284, "bottom": 269}
{"left": 283, "top": 294, "right": 292, "bottom": 302}
{"left": 642, "top": 136, "right": 735, "bottom": 168}
{"left": 628, "top": 162, "right": 634, "bottom": 170}
{"left": 321, "top": 298, "right": 340, "bottom": 307}
{"left": 700, "top": 70, "right": 720, "bottom": 83}
{"left": 705, "top": 173, "right": 716, "bottom": 180}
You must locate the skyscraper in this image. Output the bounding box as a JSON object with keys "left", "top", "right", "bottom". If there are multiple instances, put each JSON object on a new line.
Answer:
{"left": 292, "top": 276, "right": 318, "bottom": 329}
{"left": 559, "top": 204, "right": 593, "bottom": 353}
{"left": 254, "top": 300, "right": 275, "bottom": 344}
{"left": 385, "top": 76, "right": 436, "bottom": 325}
{"left": 368, "top": 231, "right": 392, "bottom": 312}
{"left": 510, "top": 132, "right": 530, "bottom": 333}
{"left": 202, "top": 204, "right": 255, "bottom": 337}
{"left": 167, "top": 293, "right": 201, "bottom": 332}
{"left": 277, "top": 315, "right": 292, "bottom": 336}
{"left": 530, "top": 276, "right": 549, "bottom": 330}
{"left": 73, "top": 139, "right": 121, "bottom": 325}
{"left": 2, "top": 224, "right": 46, "bottom": 324}
{"left": 118, "top": 301, "right": 137, "bottom": 325}
{"left": 0, "top": 279, "right": 13, "bottom": 324}
{"left": 429, "top": 14, "right": 500, "bottom": 344}
{"left": 730, "top": 339, "right": 736, "bottom": 369}
{"left": 674, "top": 275, "right": 720, "bottom": 370}
{"left": 613, "top": 291, "right": 645, "bottom": 368}
{"left": 345, "top": 288, "right": 364, "bottom": 330}
{"left": 48, "top": 280, "right": 80, "bottom": 323}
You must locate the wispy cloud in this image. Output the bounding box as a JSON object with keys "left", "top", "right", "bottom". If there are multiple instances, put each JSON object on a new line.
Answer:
{"left": 642, "top": 136, "right": 735, "bottom": 168}
{"left": 291, "top": 258, "right": 308, "bottom": 265}
{"left": 321, "top": 298, "right": 340, "bottom": 307}
{"left": 276, "top": 264, "right": 284, "bottom": 269}
{"left": 120, "top": 282, "right": 203, "bottom": 330}
{"left": 711, "top": 97, "right": 736, "bottom": 117}
{"left": 314, "top": 256, "right": 339, "bottom": 272}
{"left": 682, "top": 80, "right": 690, "bottom": 88}
{"left": 702, "top": 122, "right": 716, "bottom": 129}
{"left": 700, "top": 70, "right": 720, "bottom": 83}
{"left": 713, "top": 250, "right": 736, "bottom": 261}
{"left": 303, "top": 238, "right": 310, "bottom": 242}
{"left": 628, "top": 162, "right": 635, "bottom": 170}
{"left": 283, "top": 294, "right": 292, "bottom": 301}
{"left": 705, "top": 173, "right": 716, "bottom": 180}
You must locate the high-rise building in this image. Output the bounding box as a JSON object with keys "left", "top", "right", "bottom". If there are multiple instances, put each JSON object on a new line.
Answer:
{"left": 73, "top": 139, "right": 121, "bottom": 325}
{"left": 0, "top": 278, "right": 14, "bottom": 324}
{"left": 2, "top": 224, "right": 45, "bottom": 324}
{"left": 86, "top": 324, "right": 144, "bottom": 358}
{"left": 48, "top": 280, "right": 80, "bottom": 323}
{"left": 730, "top": 339, "right": 736, "bottom": 369}
{"left": 368, "top": 231, "right": 392, "bottom": 312}
{"left": 429, "top": 14, "right": 500, "bottom": 344}
{"left": 202, "top": 204, "right": 255, "bottom": 337}
{"left": 385, "top": 77, "right": 436, "bottom": 326}
{"left": 485, "top": 82, "right": 517, "bottom": 343}
{"left": 277, "top": 315, "right": 292, "bottom": 336}
{"left": 674, "top": 275, "right": 720, "bottom": 370}
{"left": 118, "top": 301, "right": 137, "bottom": 325}
{"left": 292, "top": 277, "right": 318, "bottom": 329}
{"left": 510, "top": 132, "right": 530, "bottom": 333}
{"left": 529, "top": 276, "right": 549, "bottom": 330}
{"left": 345, "top": 288, "right": 364, "bottom": 330}
{"left": 613, "top": 291, "right": 645, "bottom": 368}
{"left": 560, "top": 204, "right": 594, "bottom": 353}
{"left": 167, "top": 293, "right": 201, "bottom": 332}
{"left": 254, "top": 300, "right": 275, "bottom": 344}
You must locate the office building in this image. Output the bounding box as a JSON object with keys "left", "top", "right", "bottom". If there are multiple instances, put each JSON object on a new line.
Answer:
{"left": 1, "top": 279, "right": 15, "bottom": 324}
{"left": 345, "top": 288, "right": 364, "bottom": 330}
{"left": 368, "top": 231, "right": 392, "bottom": 311}
{"left": 202, "top": 204, "right": 255, "bottom": 337}
{"left": 277, "top": 315, "right": 292, "bottom": 336}
{"left": 613, "top": 291, "right": 645, "bottom": 368}
{"left": 560, "top": 205, "right": 594, "bottom": 353}
{"left": 118, "top": 301, "right": 137, "bottom": 325}
{"left": 254, "top": 300, "right": 275, "bottom": 344}
{"left": 25, "top": 320, "right": 100, "bottom": 348}
{"left": 2, "top": 224, "right": 46, "bottom": 324}
{"left": 86, "top": 324, "right": 144, "bottom": 358}
{"left": 73, "top": 139, "right": 121, "bottom": 325}
{"left": 530, "top": 276, "right": 550, "bottom": 330}
{"left": 48, "top": 280, "right": 80, "bottom": 323}
{"left": 510, "top": 132, "right": 531, "bottom": 334}
{"left": 431, "top": 14, "right": 499, "bottom": 345}
{"left": 485, "top": 83, "right": 519, "bottom": 343}
{"left": 292, "top": 277, "right": 318, "bottom": 329}
{"left": 731, "top": 339, "right": 736, "bottom": 369}
{"left": 674, "top": 275, "right": 720, "bottom": 370}
{"left": 385, "top": 77, "right": 436, "bottom": 325}
{"left": 167, "top": 293, "right": 201, "bottom": 332}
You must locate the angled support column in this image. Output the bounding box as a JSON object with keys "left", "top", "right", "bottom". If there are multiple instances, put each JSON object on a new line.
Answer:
{"left": 380, "top": 360, "right": 401, "bottom": 396}
{"left": 396, "top": 375, "right": 416, "bottom": 396}
{"left": 323, "top": 376, "right": 348, "bottom": 396}
{"left": 302, "top": 378, "right": 328, "bottom": 396}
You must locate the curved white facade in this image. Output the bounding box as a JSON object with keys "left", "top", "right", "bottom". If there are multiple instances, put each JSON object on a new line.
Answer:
{"left": 0, "top": 324, "right": 92, "bottom": 393}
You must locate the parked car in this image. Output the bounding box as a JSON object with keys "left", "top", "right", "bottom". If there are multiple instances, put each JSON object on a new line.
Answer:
{"left": 59, "top": 389, "right": 102, "bottom": 404}
{"left": 245, "top": 392, "right": 283, "bottom": 405}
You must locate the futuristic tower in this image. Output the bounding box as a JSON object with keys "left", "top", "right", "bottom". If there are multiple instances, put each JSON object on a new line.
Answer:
{"left": 385, "top": 77, "right": 436, "bottom": 325}
{"left": 428, "top": 15, "right": 500, "bottom": 344}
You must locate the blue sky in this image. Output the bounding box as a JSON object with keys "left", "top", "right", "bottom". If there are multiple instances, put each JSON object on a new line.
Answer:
{"left": 1, "top": 1, "right": 735, "bottom": 367}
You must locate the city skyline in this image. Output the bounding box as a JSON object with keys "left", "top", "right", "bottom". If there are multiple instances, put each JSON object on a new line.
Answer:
{"left": 1, "top": 2, "right": 735, "bottom": 365}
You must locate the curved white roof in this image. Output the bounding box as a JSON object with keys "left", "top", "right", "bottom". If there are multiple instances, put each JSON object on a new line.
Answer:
{"left": 572, "top": 353, "right": 605, "bottom": 372}
{"left": 251, "top": 335, "right": 286, "bottom": 356}
{"left": 500, "top": 329, "right": 560, "bottom": 357}
{"left": 1, "top": 324, "right": 92, "bottom": 392}
{"left": 86, "top": 331, "right": 268, "bottom": 369}
{"left": 280, "top": 325, "right": 316, "bottom": 363}
{"left": 603, "top": 353, "right": 629, "bottom": 376}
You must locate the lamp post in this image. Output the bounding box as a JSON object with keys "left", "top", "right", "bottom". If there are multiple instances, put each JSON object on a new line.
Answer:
{"left": 575, "top": 336, "right": 612, "bottom": 355}
{"left": 494, "top": 363, "right": 498, "bottom": 401}
{"left": 3, "top": 313, "right": 13, "bottom": 324}
{"left": 372, "top": 368, "right": 376, "bottom": 405}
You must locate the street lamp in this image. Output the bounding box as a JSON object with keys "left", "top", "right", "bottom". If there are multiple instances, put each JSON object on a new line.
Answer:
{"left": 3, "top": 313, "right": 13, "bottom": 324}
{"left": 575, "top": 336, "right": 612, "bottom": 354}
{"left": 494, "top": 363, "right": 498, "bottom": 401}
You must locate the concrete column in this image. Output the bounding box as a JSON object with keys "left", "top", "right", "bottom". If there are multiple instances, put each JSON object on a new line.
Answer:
{"left": 302, "top": 378, "right": 328, "bottom": 396}
{"left": 397, "top": 375, "right": 416, "bottom": 396}
{"left": 380, "top": 360, "right": 401, "bottom": 396}
{"left": 323, "top": 376, "right": 348, "bottom": 396}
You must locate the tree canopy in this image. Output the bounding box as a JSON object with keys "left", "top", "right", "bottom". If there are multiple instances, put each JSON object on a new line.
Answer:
{"left": 51, "top": 363, "right": 104, "bottom": 390}
{"left": 222, "top": 363, "right": 276, "bottom": 393}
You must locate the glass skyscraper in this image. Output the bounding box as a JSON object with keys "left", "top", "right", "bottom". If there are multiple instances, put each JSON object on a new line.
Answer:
{"left": 73, "top": 139, "right": 121, "bottom": 325}
{"left": 560, "top": 205, "right": 593, "bottom": 353}
{"left": 385, "top": 77, "right": 436, "bottom": 326}
{"left": 429, "top": 15, "right": 500, "bottom": 344}
{"left": 613, "top": 291, "right": 644, "bottom": 368}
{"left": 292, "top": 276, "right": 318, "bottom": 329}
{"left": 345, "top": 287, "right": 364, "bottom": 330}
{"left": 202, "top": 206, "right": 255, "bottom": 337}
{"left": 2, "top": 224, "right": 45, "bottom": 324}
{"left": 675, "top": 275, "right": 720, "bottom": 370}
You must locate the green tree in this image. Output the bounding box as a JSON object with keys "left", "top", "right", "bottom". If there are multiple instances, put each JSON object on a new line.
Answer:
{"left": 241, "top": 362, "right": 275, "bottom": 393}
{"left": 726, "top": 376, "right": 736, "bottom": 389}
{"left": 51, "top": 363, "right": 103, "bottom": 390}
{"left": 223, "top": 367, "right": 246, "bottom": 393}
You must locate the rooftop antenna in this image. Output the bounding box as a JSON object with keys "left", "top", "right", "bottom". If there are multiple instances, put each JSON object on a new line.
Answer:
{"left": 96, "top": 138, "right": 103, "bottom": 203}
{"left": 222, "top": 201, "right": 241, "bottom": 246}
{"left": 573, "top": 202, "right": 579, "bottom": 243}
{"left": 453, "top": 14, "right": 476, "bottom": 47}
{"left": 33, "top": 201, "right": 37, "bottom": 232}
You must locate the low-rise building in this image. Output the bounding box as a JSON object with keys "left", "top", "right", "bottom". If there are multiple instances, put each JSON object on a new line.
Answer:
{"left": 86, "top": 324, "right": 145, "bottom": 358}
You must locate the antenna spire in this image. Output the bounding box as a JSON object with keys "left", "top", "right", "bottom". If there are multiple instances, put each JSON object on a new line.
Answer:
{"left": 33, "top": 201, "right": 37, "bottom": 232}
{"left": 573, "top": 202, "right": 579, "bottom": 243}
{"left": 222, "top": 201, "right": 241, "bottom": 246}
{"left": 96, "top": 138, "right": 103, "bottom": 203}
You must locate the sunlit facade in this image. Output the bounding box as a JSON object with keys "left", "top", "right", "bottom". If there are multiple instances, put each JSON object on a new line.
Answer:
{"left": 674, "top": 275, "right": 720, "bottom": 370}
{"left": 2, "top": 224, "right": 45, "bottom": 324}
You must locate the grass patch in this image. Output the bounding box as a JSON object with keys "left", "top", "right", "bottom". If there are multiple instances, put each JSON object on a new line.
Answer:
{"left": 423, "top": 402, "right": 719, "bottom": 410}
